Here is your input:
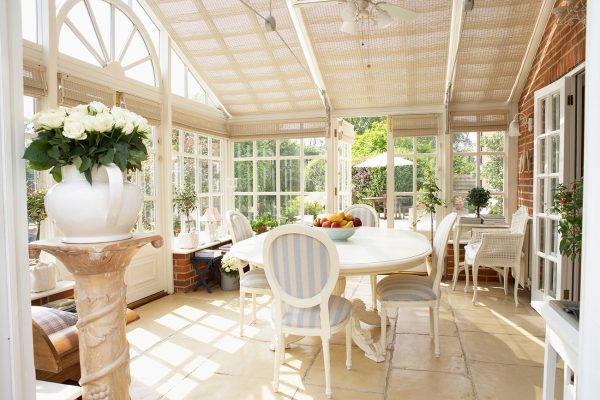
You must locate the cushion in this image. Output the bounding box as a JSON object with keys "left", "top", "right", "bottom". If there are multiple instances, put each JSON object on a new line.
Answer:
{"left": 31, "top": 306, "right": 78, "bottom": 336}
{"left": 240, "top": 268, "right": 270, "bottom": 289}
{"left": 272, "top": 295, "right": 352, "bottom": 329}
{"left": 464, "top": 243, "right": 481, "bottom": 265}
{"left": 377, "top": 275, "right": 437, "bottom": 302}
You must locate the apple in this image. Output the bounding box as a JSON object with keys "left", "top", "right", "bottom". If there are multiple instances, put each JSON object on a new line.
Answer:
{"left": 322, "top": 221, "right": 332, "bottom": 228}
{"left": 314, "top": 218, "right": 321, "bottom": 227}
{"left": 321, "top": 217, "right": 329, "bottom": 223}
{"left": 331, "top": 221, "right": 341, "bottom": 228}
{"left": 353, "top": 217, "right": 362, "bottom": 227}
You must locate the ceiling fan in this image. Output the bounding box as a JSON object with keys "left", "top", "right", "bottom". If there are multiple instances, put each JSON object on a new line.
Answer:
{"left": 293, "top": 0, "right": 418, "bottom": 34}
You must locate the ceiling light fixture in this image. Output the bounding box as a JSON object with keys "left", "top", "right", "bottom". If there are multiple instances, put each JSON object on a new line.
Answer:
{"left": 376, "top": 9, "right": 393, "bottom": 29}
{"left": 340, "top": 20, "right": 358, "bottom": 34}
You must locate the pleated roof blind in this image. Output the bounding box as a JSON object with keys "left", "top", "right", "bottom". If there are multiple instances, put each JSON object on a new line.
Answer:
{"left": 391, "top": 114, "right": 439, "bottom": 137}
{"left": 448, "top": 111, "right": 508, "bottom": 132}
{"left": 58, "top": 74, "right": 115, "bottom": 107}
{"left": 229, "top": 118, "right": 328, "bottom": 140}
{"left": 23, "top": 62, "right": 47, "bottom": 97}
{"left": 172, "top": 108, "right": 228, "bottom": 137}
{"left": 338, "top": 119, "right": 355, "bottom": 144}
{"left": 121, "top": 93, "right": 161, "bottom": 125}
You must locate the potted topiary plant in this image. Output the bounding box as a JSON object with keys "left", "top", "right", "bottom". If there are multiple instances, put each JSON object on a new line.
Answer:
{"left": 27, "top": 190, "right": 47, "bottom": 242}
{"left": 251, "top": 213, "right": 278, "bottom": 234}
{"left": 173, "top": 182, "right": 199, "bottom": 248}
{"left": 416, "top": 168, "right": 444, "bottom": 245}
{"left": 466, "top": 187, "right": 491, "bottom": 219}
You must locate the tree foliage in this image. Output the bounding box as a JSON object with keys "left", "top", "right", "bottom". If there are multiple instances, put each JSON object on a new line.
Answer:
{"left": 552, "top": 179, "right": 583, "bottom": 261}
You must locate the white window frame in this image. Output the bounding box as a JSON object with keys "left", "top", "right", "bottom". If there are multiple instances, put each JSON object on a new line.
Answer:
{"left": 231, "top": 138, "right": 327, "bottom": 222}
{"left": 451, "top": 131, "right": 508, "bottom": 216}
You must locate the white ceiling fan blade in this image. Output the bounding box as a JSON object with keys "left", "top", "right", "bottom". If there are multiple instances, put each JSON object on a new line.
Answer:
{"left": 293, "top": 0, "right": 346, "bottom": 9}
{"left": 377, "top": 2, "right": 418, "bottom": 21}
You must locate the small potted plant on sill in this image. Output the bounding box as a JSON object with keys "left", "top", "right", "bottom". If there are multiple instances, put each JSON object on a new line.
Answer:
{"left": 220, "top": 254, "right": 241, "bottom": 291}
{"left": 251, "top": 213, "right": 278, "bottom": 234}
{"left": 173, "top": 182, "right": 199, "bottom": 248}
{"left": 466, "top": 187, "right": 491, "bottom": 221}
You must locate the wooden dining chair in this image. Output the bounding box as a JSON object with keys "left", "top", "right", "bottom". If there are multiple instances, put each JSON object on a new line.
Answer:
{"left": 225, "top": 210, "right": 272, "bottom": 336}
{"left": 344, "top": 204, "right": 380, "bottom": 309}
{"left": 263, "top": 225, "right": 352, "bottom": 399}
{"left": 377, "top": 213, "right": 457, "bottom": 357}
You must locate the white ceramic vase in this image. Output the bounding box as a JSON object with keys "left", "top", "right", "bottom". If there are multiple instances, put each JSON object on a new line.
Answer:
{"left": 45, "top": 164, "right": 143, "bottom": 243}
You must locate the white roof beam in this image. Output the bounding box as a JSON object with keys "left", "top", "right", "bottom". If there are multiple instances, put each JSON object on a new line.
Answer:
{"left": 444, "top": 0, "right": 466, "bottom": 106}
{"left": 285, "top": 0, "right": 330, "bottom": 110}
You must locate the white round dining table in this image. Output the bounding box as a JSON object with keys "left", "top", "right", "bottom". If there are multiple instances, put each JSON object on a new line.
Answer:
{"left": 229, "top": 226, "right": 432, "bottom": 362}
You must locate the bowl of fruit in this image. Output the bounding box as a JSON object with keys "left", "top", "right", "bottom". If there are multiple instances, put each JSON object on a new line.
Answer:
{"left": 313, "top": 211, "right": 362, "bottom": 241}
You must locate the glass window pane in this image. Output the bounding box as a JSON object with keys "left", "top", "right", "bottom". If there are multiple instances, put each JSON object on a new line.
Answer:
{"left": 453, "top": 156, "right": 476, "bottom": 191}
{"left": 394, "top": 137, "right": 413, "bottom": 155}
{"left": 235, "top": 195, "right": 253, "bottom": 218}
{"left": 549, "top": 260, "right": 557, "bottom": 298}
{"left": 552, "top": 94, "right": 560, "bottom": 131}
{"left": 305, "top": 159, "right": 325, "bottom": 192}
{"left": 486, "top": 195, "right": 504, "bottom": 215}
{"left": 550, "top": 135, "right": 560, "bottom": 174}
{"left": 280, "top": 195, "right": 300, "bottom": 224}
{"left": 453, "top": 132, "right": 477, "bottom": 152}
{"left": 480, "top": 155, "right": 504, "bottom": 192}
{"left": 198, "top": 136, "right": 208, "bottom": 156}
{"left": 394, "top": 195, "right": 413, "bottom": 228}
{"left": 257, "top": 195, "right": 277, "bottom": 217}
{"left": 538, "top": 178, "right": 546, "bottom": 212}
{"left": 538, "top": 256, "right": 546, "bottom": 293}
{"left": 538, "top": 218, "right": 546, "bottom": 253}
{"left": 538, "top": 137, "right": 546, "bottom": 173}
{"left": 541, "top": 99, "right": 546, "bottom": 134}
{"left": 183, "top": 131, "right": 195, "bottom": 154}
{"left": 212, "top": 138, "right": 221, "bottom": 158}
{"left": 183, "top": 157, "right": 195, "bottom": 187}
{"left": 257, "top": 160, "right": 276, "bottom": 192}
{"left": 171, "top": 50, "right": 186, "bottom": 97}
{"left": 416, "top": 157, "right": 436, "bottom": 191}
{"left": 188, "top": 73, "right": 206, "bottom": 103}
{"left": 550, "top": 219, "right": 559, "bottom": 257}
{"left": 142, "top": 155, "right": 154, "bottom": 196}
{"left": 304, "top": 138, "right": 326, "bottom": 156}
{"left": 416, "top": 136, "right": 436, "bottom": 153}
{"left": 211, "top": 161, "right": 221, "bottom": 192}
{"left": 234, "top": 161, "right": 253, "bottom": 192}
{"left": 280, "top": 159, "right": 300, "bottom": 192}
{"left": 211, "top": 195, "right": 222, "bottom": 217}
{"left": 22, "top": 0, "right": 37, "bottom": 42}
{"left": 480, "top": 132, "right": 504, "bottom": 152}
{"left": 142, "top": 200, "right": 155, "bottom": 232}
{"left": 172, "top": 157, "right": 180, "bottom": 190}
{"left": 394, "top": 164, "right": 413, "bottom": 192}
{"left": 452, "top": 192, "right": 469, "bottom": 215}
{"left": 257, "top": 140, "right": 276, "bottom": 157}
{"left": 549, "top": 178, "right": 559, "bottom": 213}
{"left": 172, "top": 129, "right": 180, "bottom": 152}
{"left": 280, "top": 139, "right": 300, "bottom": 156}
{"left": 199, "top": 159, "right": 209, "bottom": 192}
{"left": 234, "top": 141, "right": 253, "bottom": 158}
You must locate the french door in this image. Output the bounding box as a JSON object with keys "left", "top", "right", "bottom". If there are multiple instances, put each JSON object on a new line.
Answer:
{"left": 531, "top": 77, "right": 572, "bottom": 302}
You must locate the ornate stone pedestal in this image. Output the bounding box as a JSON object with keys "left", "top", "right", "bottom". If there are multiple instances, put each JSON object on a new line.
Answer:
{"left": 31, "top": 234, "right": 163, "bottom": 400}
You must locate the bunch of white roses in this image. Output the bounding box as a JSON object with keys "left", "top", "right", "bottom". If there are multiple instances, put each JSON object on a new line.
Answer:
{"left": 221, "top": 254, "right": 242, "bottom": 277}
{"left": 31, "top": 101, "right": 150, "bottom": 141}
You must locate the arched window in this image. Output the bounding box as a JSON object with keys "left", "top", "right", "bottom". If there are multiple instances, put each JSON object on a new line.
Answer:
{"left": 57, "top": 0, "right": 159, "bottom": 86}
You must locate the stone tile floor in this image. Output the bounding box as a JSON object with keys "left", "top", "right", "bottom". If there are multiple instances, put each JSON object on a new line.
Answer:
{"left": 127, "top": 277, "right": 558, "bottom": 399}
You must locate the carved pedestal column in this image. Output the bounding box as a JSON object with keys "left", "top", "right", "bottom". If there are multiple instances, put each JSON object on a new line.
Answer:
{"left": 31, "top": 234, "right": 163, "bottom": 400}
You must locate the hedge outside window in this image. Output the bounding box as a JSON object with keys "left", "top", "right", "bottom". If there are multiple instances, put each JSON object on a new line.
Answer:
{"left": 172, "top": 129, "right": 223, "bottom": 235}
{"left": 233, "top": 138, "right": 327, "bottom": 224}
{"left": 452, "top": 131, "right": 506, "bottom": 216}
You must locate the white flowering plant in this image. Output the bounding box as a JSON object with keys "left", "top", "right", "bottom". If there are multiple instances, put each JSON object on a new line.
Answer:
{"left": 220, "top": 254, "right": 241, "bottom": 278}
{"left": 23, "top": 101, "right": 150, "bottom": 184}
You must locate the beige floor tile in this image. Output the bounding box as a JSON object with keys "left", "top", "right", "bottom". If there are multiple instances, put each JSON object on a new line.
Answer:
{"left": 305, "top": 345, "right": 388, "bottom": 393}
{"left": 392, "top": 334, "right": 467, "bottom": 375}
{"left": 454, "top": 307, "right": 546, "bottom": 337}
{"left": 386, "top": 369, "right": 475, "bottom": 400}
{"left": 461, "top": 331, "right": 545, "bottom": 366}
{"left": 469, "top": 361, "right": 564, "bottom": 400}
{"left": 395, "top": 308, "right": 458, "bottom": 336}
{"left": 293, "top": 385, "right": 384, "bottom": 400}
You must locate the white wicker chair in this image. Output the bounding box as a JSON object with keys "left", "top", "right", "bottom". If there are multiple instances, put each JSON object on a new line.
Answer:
{"left": 225, "top": 210, "right": 272, "bottom": 336}
{"left": 466, "top": 206, "right": 528, "bottom": 305}
{"left": 377, "top": 213, "right": 457, "bottom": 357}
{"left": 263, "top": 225, "right": 352, "bottom": 399}
{"left": 343, "top": 204, "right": 380, "bottom": 309}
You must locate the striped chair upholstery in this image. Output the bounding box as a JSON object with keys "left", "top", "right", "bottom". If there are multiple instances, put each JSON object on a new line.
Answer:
{"left": 344, "top": 204, "right": 378, "bottom": 227}
{"left": 228, "top": 212, "right": 254, "bottom": 243}
{"left": 377, "top": 275, "right": 436, "bottom": 302}
{"left": 269, "top": 233, "right": 332, "bottom": 298}
{"left": 240, "top": 268, "right": 270, "bottom": 289}
{"left": 273, "top": 295, "right": 352, "bottom": 329}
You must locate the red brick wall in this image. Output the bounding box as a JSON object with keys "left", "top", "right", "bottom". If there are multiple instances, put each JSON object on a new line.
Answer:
{"left": 517, "top": 0, "right": 586, "bottom": 210}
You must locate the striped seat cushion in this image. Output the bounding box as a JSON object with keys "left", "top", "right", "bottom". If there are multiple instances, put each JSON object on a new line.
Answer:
{"left": 240, "top": 268, "right": 270, "bottom": 289}
{"left": 377, "top": 275, "right": 437, "bottom": 302}
{"left": 272, "top": 295, "right": 352, "bottom": 329}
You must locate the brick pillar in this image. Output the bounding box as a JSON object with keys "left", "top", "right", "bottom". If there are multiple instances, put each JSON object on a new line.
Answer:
{"left": 445, "top": 243, "right": 503, "bottom": 283}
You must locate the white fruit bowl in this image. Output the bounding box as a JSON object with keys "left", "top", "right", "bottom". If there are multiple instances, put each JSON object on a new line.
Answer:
{"left": 314, "top": 226, "right": 359, "bottom": 241}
